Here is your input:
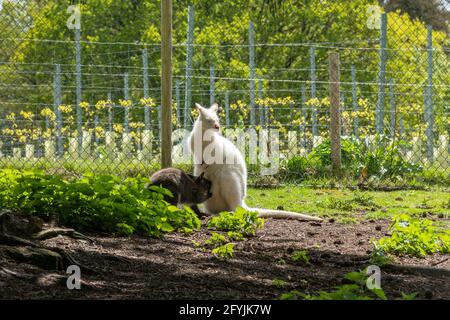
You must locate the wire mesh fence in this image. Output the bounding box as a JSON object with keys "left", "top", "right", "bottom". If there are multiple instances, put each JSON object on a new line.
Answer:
{"left": 0, "top": 0, "right": 448, "bottom": 186}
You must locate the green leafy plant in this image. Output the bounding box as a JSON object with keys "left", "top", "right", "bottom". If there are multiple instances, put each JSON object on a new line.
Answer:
{"left": 351, "top": 192, "right": 380, "bottom": 208}
{"left": 207, "top": 206, "right": 264, "bottom": 237}
{"left": 291, "top": 250, "right": 310, "bottom": 264}
{"left": 211, "top": 243, "right": 235, "bottom": 259}
{"left": 322, "top": 198, "right": 354, "bottom": 211}
{"left": 307, "top": 136, "right": 423, "bottom": 180}
{"left": 227, "top": 231, "right": 245, "bottom": 241}
{"left": 0, "top": 169, "right": 200, "bottom": 237}
{"left": 369, "top": 248, "right": 394, "bottom": 266}
{"left": 279, "top": 270, "right": 393, "bottom": 300}
{"left": 205, "top": 232, "right": 227, "bottom": 247}
{"left": 401, "top": 292, "right": 418, "bottom": 300}
{"left": 374, "top": 214, "right": 450, "bottom": 257}
{"left": 272, "top": 279, "right": 288, "bottom": 288}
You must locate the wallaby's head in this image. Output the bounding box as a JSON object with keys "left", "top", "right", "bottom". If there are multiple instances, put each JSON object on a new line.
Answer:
{"left": 195, "top": 102, "right": 220, "bottom": 132}
{"left": 188, "top": 172, "right": 213, "bottom": 204}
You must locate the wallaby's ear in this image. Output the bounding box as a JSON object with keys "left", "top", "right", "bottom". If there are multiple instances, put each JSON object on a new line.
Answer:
{"left": 195, "top": 172, "right": 205, "bottom": 182}
{"left": 209, "top": 102, "right": 219, "bottom": 113}
{"left": 186, "top": 173, "right": 196, "bottom": 181}
{"left": 195, "top": 103, "right": 206, "bottom": 117}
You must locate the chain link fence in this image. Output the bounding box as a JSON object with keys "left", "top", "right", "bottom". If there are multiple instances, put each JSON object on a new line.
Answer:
{"left": 0, "top": 0, "right": 448, "bottom": 187}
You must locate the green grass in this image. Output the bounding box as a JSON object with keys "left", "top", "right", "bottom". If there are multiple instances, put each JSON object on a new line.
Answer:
{"left": 247, "top": 186, "right": 449, "bottom": 222}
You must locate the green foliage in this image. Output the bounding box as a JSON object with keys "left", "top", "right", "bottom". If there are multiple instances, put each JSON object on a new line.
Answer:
{"left": 207, "top": 206, "right": 264, "bottom": 237}
{"left": 284, "top": 136, "right": 426, "bottom": 184}
{"left": 369, "top": 248, "right": 394, "bottom": 267}
{"left": 280, "top": 270, "right": 395, "bottom": 300}
{"left": 227, "top": 231, "right": 245, "bottom": 241}
{"left": 0, "top": 169, "right": 200, "bottom": 237}
{"left": 272, "top": 279, "right": 288, "bottom": 288}
{"left": 291, "top": 250, "right": 310, "bottom": 264}
{"left": 211, "top": 243, "right": 235, "bottom": 259}
{"left": 279, "top": 290, "right": 303, "bottom": 300}
{"left": 205, "top": 232, "right": 227, "bottom": 247}
{"left": 308, "top": 136, "right": 423, "bottom": 179}
{"left": 374, "top": 214, "right": 450, "bottom": 257}
{"left": 351, "top": 192, "right": 380, "bottom": 208}
{"left": 322, "top": 198, "right": 354, "bottom": 211}
{"left": 401, "top": 292, "right": 418, "bottom": 300}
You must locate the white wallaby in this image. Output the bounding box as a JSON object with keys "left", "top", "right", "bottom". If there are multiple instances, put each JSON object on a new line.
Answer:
{"left": 188, "top": 102, "right": 322, "bottom": 221}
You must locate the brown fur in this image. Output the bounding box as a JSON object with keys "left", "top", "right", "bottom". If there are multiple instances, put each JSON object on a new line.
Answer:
{"left": 148, "top": 168, "right": 212, "bottom": 216}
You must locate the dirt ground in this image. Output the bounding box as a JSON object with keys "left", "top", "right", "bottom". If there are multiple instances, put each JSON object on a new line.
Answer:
{"left": 1, "top": 216, "right": 449, "bottom": 300}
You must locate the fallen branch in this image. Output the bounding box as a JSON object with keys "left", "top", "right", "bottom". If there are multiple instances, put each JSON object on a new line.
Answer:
{"left": 384, "top": 263, "right": 450, "bottom": 277}
{"left": 33, "top": 228, "right": 95, "bottom": 243}
{"left": 431, "top": 257, "right": 449, "bottom": 267}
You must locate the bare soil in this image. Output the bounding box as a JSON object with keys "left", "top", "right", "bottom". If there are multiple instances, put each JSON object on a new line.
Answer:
{"left": 1, "top": 217, "right": 449, "bottom": 300}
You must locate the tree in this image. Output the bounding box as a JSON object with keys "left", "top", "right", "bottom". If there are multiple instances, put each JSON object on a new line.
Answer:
{"left": 383, "top": 0, "right": 450, "bottom": 33}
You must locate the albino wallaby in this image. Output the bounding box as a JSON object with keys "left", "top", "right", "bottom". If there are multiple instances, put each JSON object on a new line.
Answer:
{"left": 188, "top": 102, "right": 322, "bottom": 221}
{"left": 149, "top": 168, "right": 212, "bottom": 217}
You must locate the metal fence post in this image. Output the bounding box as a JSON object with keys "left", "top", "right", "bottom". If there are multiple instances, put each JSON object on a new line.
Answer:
{"left": 249, "top": 21, "right": 256, "bottom": 127}
{"left": 389, "top": 78, "right": 396, "bottom": 139}
{"left": 124, "top": 72, "right": 130, "bottom": 133}
{"left": 209, "top": 64, "right": 215, "bottom": 105}
{"left": 300, "top": 84, "right": 306, "bottom": 148}
{"left": 351, "top": 65, "right": 358, "bottom": 138}
{"left": 142, "top": 48, "right": 151, "bottom": 131}
{"left": 340, "top": 92, "right": 345, "bottom": 135}
{"left": 107, "top": 92, "right": 113, "bottom": 132}
{"left": 184, "top": 5, "right": 194, "bottom": 129}
{"left": 425, "top": 25, "right": 434, "bottom": 162}
{"left": 310, "top": 46, "right": 317, "bottom": 136}
{"left": 75, "top": 27, "right": 83, "bottom": 155}
{"left": 329, "top": 52, "right": 341, "bottom": 176}
{"left": 175, "top": 80, "right": 180, "bottom": 127}
{"left": 53, "top": 64, "right": 63, "bottom": 156}
{"left": 225, "top": 91, "right": 230, "bottom": 127}
{"left": 376, "top": 12, "right": 387, "bottom": 134}
{"left": 258, "top": 78, "right": 264, "bottom": 125}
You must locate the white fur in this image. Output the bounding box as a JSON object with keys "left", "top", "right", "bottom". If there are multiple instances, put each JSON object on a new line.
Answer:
{"left": 188, "top": 103, "right": 321, "bottom": 221}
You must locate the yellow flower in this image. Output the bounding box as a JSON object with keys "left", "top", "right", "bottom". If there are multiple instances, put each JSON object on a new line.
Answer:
{"left": 95, "top": 100, "right": 109, "bottom": 111}
{"left": 40, "top": 108, "right": 56, "bottom": 121}
{"left": 58, "top": 105, "right": 73, "bottom": 113}
{"left": 140, "top": 98, "right": 156, "bottom": 107}
{"left": 42, "top": 128, "right": 52, "bottom": 139}
{"left": 20, "top": 110, "right": 34, "bottom": 121}
{"left": 95, "top": 126, "right": 105, "bottom": 137}
{"left": 119, "top": 99, "right": 133, "bottom": 108}
{"left": 79, "top": 101, "right": 90, "bottom": 110}
{"left": 113, "top": 124, "right": 123, "bottom": 134}
{"left": 6, "top": 112, "right": 15, "bottom": 122}
{"left": 129, "top": 122, "right": 145, "bottom": 129}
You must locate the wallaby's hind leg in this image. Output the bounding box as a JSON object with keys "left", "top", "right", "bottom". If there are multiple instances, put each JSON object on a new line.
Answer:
{"left": 219, "top": 175, "right": 243, "bottom": 212}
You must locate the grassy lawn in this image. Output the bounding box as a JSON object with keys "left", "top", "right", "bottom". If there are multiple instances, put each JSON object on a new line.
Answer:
{"left": 247, "top": 186, "right": 450, "bottom": 223}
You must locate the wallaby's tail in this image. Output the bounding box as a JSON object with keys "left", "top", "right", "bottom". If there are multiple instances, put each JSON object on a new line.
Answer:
{"left": 242, "top": 204, "right": 322, "bottom": 222}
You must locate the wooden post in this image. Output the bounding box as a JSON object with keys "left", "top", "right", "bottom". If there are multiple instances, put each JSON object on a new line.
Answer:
{"left": 161, "top": 0, "right": 172, "bottom": 168}
{"left": 329, "top": 52, "right": 341, "bottom": 176}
